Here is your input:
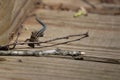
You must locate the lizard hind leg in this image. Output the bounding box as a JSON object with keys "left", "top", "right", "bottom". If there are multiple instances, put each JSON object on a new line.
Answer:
{"left": 28, "top": 43, "right": 35, "bottom": 48}
{"left": 24, "top": 39, "right": 35, "bottom": 48}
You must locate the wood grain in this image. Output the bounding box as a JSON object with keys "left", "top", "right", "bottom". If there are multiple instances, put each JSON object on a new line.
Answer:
{"left": 0, "top": 0, "right": 35, "bottom": 45}
{"left": 0, "top": 1, "right": 120, "bottom": 80}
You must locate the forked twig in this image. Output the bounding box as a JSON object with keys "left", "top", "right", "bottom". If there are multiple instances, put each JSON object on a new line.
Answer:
{"left": 0, "top": 32, "right": 88, "bottom": 49}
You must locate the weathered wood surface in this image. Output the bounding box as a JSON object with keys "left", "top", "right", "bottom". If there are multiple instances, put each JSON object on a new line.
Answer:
{"left": 0, "top": 0, "right": 35, "bottom": 45}
{"left": 1, "top": 9, "right": 118, "bottom": 80}
{"left": 0, "top": 56, "right": 120, "bottom": 80}
{"left": 22, "top": 9, "right": 120, "bottom": 59}
{"left": 38, "top": 0, "right": 120, "bottom": 15}
{"left": 0, "top": 1, "right": 120, "bottom": 80}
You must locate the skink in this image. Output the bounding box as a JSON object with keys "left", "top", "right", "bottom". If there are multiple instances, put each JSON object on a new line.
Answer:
{"left": 26, "top": 15, "right": 46, "bottom": 48}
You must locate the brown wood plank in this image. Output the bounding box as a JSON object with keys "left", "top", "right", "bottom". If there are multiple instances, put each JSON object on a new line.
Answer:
{"left": 0, "top": 56, "right": 120, "bottom": 80}
{"left": 22, "top": 9, "right": 120, "bottom": 58}
{"left": 0, "top": 0, "right": 35, "bottom": 45}
{"left": 0, "top": 1, "right": 120, "bottom": 80}
{"left": 37, "top": 0, "right": 120, "bottom": 15}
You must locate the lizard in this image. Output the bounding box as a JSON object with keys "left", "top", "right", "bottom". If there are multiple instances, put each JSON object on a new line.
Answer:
{"left": 25, "top": 15, "right": 46, "bottom": 48}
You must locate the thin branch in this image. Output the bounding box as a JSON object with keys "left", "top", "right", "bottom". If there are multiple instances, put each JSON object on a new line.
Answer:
{"left": 1, "top": 32, "right": 88, "bottom": 48}
{"left": 39, "top": 36, "right": 87, "bottom": 48}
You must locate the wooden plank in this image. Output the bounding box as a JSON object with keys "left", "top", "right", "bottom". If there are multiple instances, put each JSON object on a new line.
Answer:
{"left": 23, "top": 9, "right": 120, "bottom": 56}
{"left": 0, "top": 1, "right": 120, "bottom": 80}
{"left": 37, "top": 0, "right": 120, "bottom": 15}
{"left": 0, "top": 0, "right": 35, "bottom": 46}
{"left": 0, "top": 56, "right": 120, "bottom": 80}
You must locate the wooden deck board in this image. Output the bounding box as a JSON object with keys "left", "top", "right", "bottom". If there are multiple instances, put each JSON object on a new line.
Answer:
{"left": 0, "top": 56, "right": 120, "bottom": 80}
{"left": 0, "top": 6, "right": 120, "bottom": 80}
{"left": 22, "top": 9, "right": 120, "bottom": 59}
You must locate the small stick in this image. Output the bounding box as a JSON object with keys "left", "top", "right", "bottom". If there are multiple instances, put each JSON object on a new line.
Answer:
{"left": 0, "top": 32, "right": 88, "bottom": 48}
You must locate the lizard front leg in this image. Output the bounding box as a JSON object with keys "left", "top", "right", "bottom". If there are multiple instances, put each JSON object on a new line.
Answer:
{"left": 24, "top": 31, "right": 40, "bottom": 48}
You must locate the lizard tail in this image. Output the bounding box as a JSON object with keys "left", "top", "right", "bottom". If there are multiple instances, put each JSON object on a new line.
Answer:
{"left": 35, "top": 15, "right": 46, "bottom": 37}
